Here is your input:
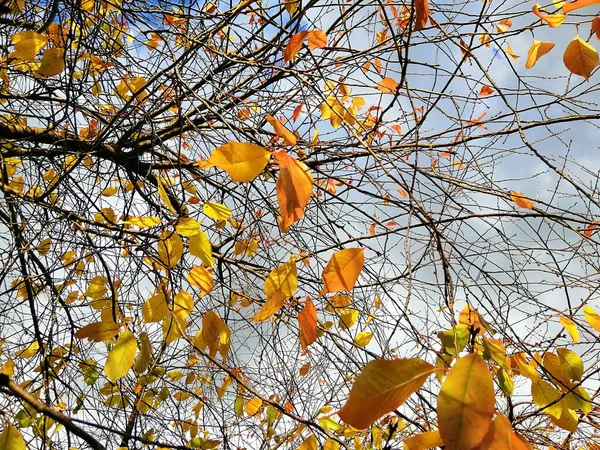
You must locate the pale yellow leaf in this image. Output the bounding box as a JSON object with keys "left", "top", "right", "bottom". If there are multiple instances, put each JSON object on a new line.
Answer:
{"left": 104, "top": 330, "right": 137, "bottom": 382}
{"left": 559, "top": 316, "right": 579, "bottom": 343}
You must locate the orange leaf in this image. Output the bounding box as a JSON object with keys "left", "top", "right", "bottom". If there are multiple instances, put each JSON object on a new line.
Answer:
{"left": 266, "top": 114, "right": 297, "bottom": 146}
{"left": 525, "top": 41, "right": 555, "bottom": 69}
{"left": 563, "top": 36, "right": 599, "bottom": 80}
{"left": 478, "top": 413, "right": 532, "bottom": 450}
{"left": 584, "top": 222, "right": 597, "bottom": 238}
{"left": 506, "top": 44, "right": 519, "bottom": 61}
{"left": 292, "top": 104, "right": 303, "bottom": 122}
{"left": 563, "top": 0, "right": 600, "bottom": 13}
{"left": 592, "top": 17, "right": 600, "bottom": 40}
{"left": 437, "top": 353, "right": 496, "bottom": 450}
{"left": 252, "top": 259, "right": 298, "bottom": 322}
{"left": 307, "top": 30, "right": 327, "bottom": 50}
{"left": 321, "top": 248, "right": 364, "bottom": 295}
{"left": 298, "top": 299, "right": 318, "bottom": 352}
{"left": 338, "top": 358, "right": 435, "bottom": 429}
{"left": 274, "top": 151, "right": 313, "bottom": 232}
{"left": 404, "top": 430, "right": 444, "bottom": 450}
{"left": 478, "top": 84, "right": 494, "bottom": 96}
{"left": 510, "top": 191, "right": 533, "bottom": 209}
{"left": 377, "top": 77, "right": 399, "bottom": 93}
{"left": 532, "top": 4, "right": 566, "bottom": 28}
{"left": 414, "top": 0, "right": 430, "bottom": 31}
{"left": 284, "top": 31, "right": 308, "bottom": 62}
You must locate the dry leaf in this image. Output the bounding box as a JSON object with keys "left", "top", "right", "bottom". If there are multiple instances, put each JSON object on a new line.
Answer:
{"left": 563, "top": 36, "right": 599, "bottom": 80}
{"left": 526, "top": 41, "right": 555, "bottom": 69}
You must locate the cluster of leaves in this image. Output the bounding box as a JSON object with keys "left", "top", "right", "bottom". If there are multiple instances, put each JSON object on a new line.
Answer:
{"left": 2, "top": 0, "right": 600, "bottom": 449}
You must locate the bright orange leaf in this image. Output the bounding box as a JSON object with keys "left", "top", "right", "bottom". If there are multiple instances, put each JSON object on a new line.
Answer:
{"left": 207, "top": 141, "right": 271, "bottom": 182}
{"left": 478, "top": 85, "right": 494, "bottom": 96}
{"left": 478, "top": 413, "right": 532, "bottom": 450}
{"left": 437, "top": 353, "right": 496, "bottom": 450}
{"left": 284, "top": 31, "right": 308, "bottom": 62}
{"left": 592, "top": 17, "right": 600, "bottom": 40}
{"left": 307, "top": 30, "right": 327, "bottom": 50}
{"left": 266, "top": 114, "right": 297, "bottom": 146}
{"left": 510, "top": 191, "right": 533, "bottom": 209}
{"left": 321, "top": 248, "right": 364, "bottom": 295}
{"left": 526, "top": 41, "right": 555, "bottom": 69}
{"left": 532, "top": 4, "right": 566, "bottom": 28}
{"left": 252, "top": 259, "right": 298, "bottom": 322}
{"left": 414, "top": 0, "right": 430, "bottom": 31}
{"left": 377, "top": 77, "right": 399, "bottom": 93}
{"left": 273, "top": 151, "right": 313, "bottom": 232}
{"left": 298, "top": 298, "right": 318, "bottom": 352}
{"left": 338, "top": 358, "right": 435, "bottom": 429}
{"left": 562, "top": 0, "right": 600, "bottom": 13}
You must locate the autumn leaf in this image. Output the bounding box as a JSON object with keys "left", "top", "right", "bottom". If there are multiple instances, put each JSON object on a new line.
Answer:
{"left": 584, "top": 304, "right": 600, "bottom": 332}
{"left": 321, "top": 248, "right": 364, "bottom": 295}
{"left": 478, "top": 413, "right": 532, "bottom": 450}
{"left": 414, "top": 0, "right": 430, "bottom": 31}
{"left": 526, "top": 41, "right": 555, "bottom": 69}
{"left": 189, "top": 231, "right": 214, "bottom": 267}
{"left": 266, "top": 114, "right": 297, "bottom": 146}
{"left": 0, "top": 425, "right": 27, "bottom": 450}
{"left": 36, "top": 48, "right": 65, "bottom": 77}
{"left": 299, "top": 435, "right": 318, "bottom": 450}
{"left": 75, "top": 321, "right": 121, "bottom": 342}
{"left": 252, "top": 259, "right": 298, "bottom": 322}
{"left": 142, "top": 292, "right": 168, "bottom": 323}
{"left": 202, "top": 311, "right": 231, "bottom": 360}
{"left": 354, "top": 331, "right": 373, "bottom": 347}
{"left": 592, "top": 16, "right": 600, "bottom": 40}
{"left": 403, "top": 430, "right": 443, "bottom": 450}
{"left": 562, "top": 0, "right": 600, "bottom": 13}
{"left": 10, "top": 31, "right": 48, "bottom": 61}
{"left": 157, "top": 231, "right": 183, "bottom": 268}
{"left": 337, "top": 358, "right": 435, "bottom": 429}
{"left": 203, "top": 202, "right": 232, "bottom": 221}
{"left": 559, "top": 315, "right": 579, "bottom": 342}
{"left": 563, "top": 36, "right": 599, "bottom": 80}
{"left": 506, "top": 44, "right": 519, "bottom": 61}
{"left": 437, "top": 353, "right": 495, "bottom": 450}
{"left": 284, "top": 31, "right": 308, "bottom": 62}
{"left": 478, "top": 85, "right": 494, "bottom": 96}
{"left": 187, "top": 266, "right": 214, "bottom": 296}
{"left": 207, "top": 141, "right": 271, "bottom": 182}
{"left": 532, "top": 4, "right": 566, "bottom": 28}
{"left": 273, "top": 151, "right": 313, "bottom": 232}
{"left": 510, "top": 191, "right": 533, "bottom": 209}
{"left": 104, "top": 329, "right": 137, "bottom": 382}
{"left": 134, "top": 331, "right": 152, "bottom": 374}
{"left": 307, "top": 30, "right": 327, "bottom": 50}
{"left": 377, "top": 77, "right": 399, "bottom": 93}
{"left": 298, "top": 299, "right": 318, "bottom": 352}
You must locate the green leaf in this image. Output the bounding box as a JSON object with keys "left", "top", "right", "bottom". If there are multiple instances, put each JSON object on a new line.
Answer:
{"left": 0, "top": 425, "right": 27, "bottom": 450}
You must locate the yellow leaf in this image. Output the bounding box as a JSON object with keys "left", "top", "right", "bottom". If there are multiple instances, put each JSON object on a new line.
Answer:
{"left": 101, "top": 186, "right": 118, "bottom": 197}
{"left": 157, "top": 178, "right": 177, "bottom": 215}
{"left": 15, "top": 341, "right": 39, "bottom": 359}
{"left": 437, "top": 353, "right": 495, "bottom": 450}
{"left": 104, "top": 330, "right": 137, "bottom": 382}
{"left": 354, "top": 331, "right": 373, "bottom": 347}
{"left": 173, "top": 290, "right": 194, "bottom": 324}
{"left": 477, "top": 413, "right": 532, "bottom": 450}
{"left": 559, "top": 316, "right": 579, "bottom": 343}
{"left": 207, "top": 141, "right": 271, "bottom": 182}
{"left": 321, "top": 248, "right": 365, "bottom": 295}
{"left": 36, "top": 237, "right": 52, "bottom": 256}
{"left": 274, "top": 150, "right": 313, "bottom": 232}
{"left": 187, "top": 266, "right": 214, "bottom": 296}
{"left": 189, "top": 231, "right": 214, "bottom": 267}
{"left": 403, "top": 430, "right": 443, "bottom": 450}
{"left": 298, "top": 299, "right": 318, "bottom": 352}
{"left": 339, "top": 309, "right": 359, "bottom": 329}
{"left": 253, "top": 259, "right": 298, "bottom": 322}
{"left": 284, "top": 0, "right": 301, "bottom": 14}
{"left": 202, "top": 311, "right": 231, "bottom": 360}
{"left": 125, "top": 216, "right": 161, "bottom": 228}
{"left": 563, "top": 36, "right": 599, "bottom": 80}
{"left": 36, "top": 47, "right": 64, "bottom": 77}
{"left": 203, "top": 202, "right": 232, "bottom": 221}
{"left": 1, "top": 360, "right": 14, "bottom": 377}
{"left": 134, "top": 331, "right": 152, "bottom": 374}
{"left": 525, "top": 41, "right": 555, "bottom": 69}
{"left": 557, "top": 347, "right": 583, "bottom": 381}
{"left": 505, "top": 44, "right": 519, "bottom": 61}
{"left": 338, "top": 358, "right": 435, "bottom": 429}
{"left": 10, "top": 31, "right": 47, "bottom": 61}
{"left": 142, "top": 292, "right": 168, "bottom": 323}
{"left": 510, "top": 191, "right": 533, "bottom": 209}
{"left": 583, "top": 304, "right": 600, "bottom": 332}
{"left": 299, "top": 435, "right": 318, "bottom": 450}
{"left": 532, "top": 4, "right": 566, "bottom": 28}
{"left": 75, "top": 321, "right": 120, "bottom": 342}
{"left": 562, "top": 0, "right": 600, "bottom": 13}
{"left": 188, "top": 437, "right": 221, "bottom": 449}
{"left": 157, "top": 231, "right": 183, "bottom": 268}
{"left": 266, "top": 114, "right": 297, "bottom": 146}
{"left": 244, "top": 397, "right": 262, "bottom": 416}
{"left": 0, "top": 424, "right": 27, "bottom": 450}
{"left": 175, "top": 217, "right": 201, "bottom": 236}
{"left": 323, "top": 439, "right": 339, "bottom": 450}
{"left": 531, "top": 378, "right": 562, "bottom": 418}
{"left": 162, "top": 316, "right": 182, "bottom": 345}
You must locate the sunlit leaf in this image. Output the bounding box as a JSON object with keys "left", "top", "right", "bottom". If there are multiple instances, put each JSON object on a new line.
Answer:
{"left": 414, "top": 0, "right": 430, "bottom": 31}
{"left": 510, "top": 191, "right": 533, "bottom": 209}
{"left": 354, "top": 331, "right": 373, "bottom": 347}
{"left": 284, "top": 31, "right": 308, "bottom": 62}
{"left": 244, "top": 397, "right": 262, "bottom": 416}
{"left": 338, "top": 358, "right": 435, "bottom": 429}
{"left": 104, "top": 329, "right": 137, "bottom": 382}
{"left": 339, "top": 309, "right": 359, "bottom": 329}
{"left": 157, "top": 231, "right": 183, "bottom": 268}
{"left": 298, "top": 299, "right": 318, "bottom": 352}
{"left": 307, "top": 30, "right": 327, "bottom": 50}
{"left": 15, "top": 341, "right": 39, "bottom": 359}
{"left": 437, "top": 353, "right": 495, "bottom": 450}
{"left": 75, "top": 321, "right": 120, "bottom": 342}
{"left": 202, "top": 311, "right": 231, "bottom": 360}
{"left": 134, "top": 331, "right": 152, "bottom": 374}
{"left": 299, "top": 435, "right": 318, "bottom": 450}
{"left": 321, "top": 248, "right": 365, "bottom": 295}
{"left": 189, "top": 231, "right": 214, "bottom": 267}
{"left": 403, "top": 430, "right": 443, "bottom": 450}
{"left": 0, "top": 424, "right": 26, "bottom": 450}
{"left": 559, "top": 315, "right": 579, "bottom": 343}
{"left": 562, "top": 0, "right": 600, "bottom": 13}
{"left": 266, "top": 114, "right": 297, "bottom": 146}
{"left": 525, "top": 41, "right": 555, "bottom": 69}
{"left": 252, "top": 259, "right": 298, "bottom": 322}
{"left": 557, "top": 347, "right": 583, "bottom": 381}
{"left": 274, "top": 151, "right": 313, "bottom": 232}
{"left": 477, "top": 413, "right": 532, "bottom": 450}
{"left": 563, "top": 36, "right": 599, "bottom": 80}
{"left": 583, "top": 304, "right": 600, "bottom": 332}
{"left": 142, "top": 292, "right": 168, "bottom": 323}
{"left": 377, "top": 77, "right": 399, "bottom": 93}
{"left": 207, "top": 141, "right": 271, "bottom": 182}
{"left": 175, "top": 217, "right": 201, "bottom": 236}
{"left": 187, "top": 266, "right": 214, "bottom": 296}
{"left": 10, "top": 31, "right": 47, "bottom": 61}
{"left": 532, "top": 4, "right": 566, "bottom": 28}
{"left": 36, "top": 47, "right": 64, "bottom": 77}
{"left": 531, "top": 378, "right": 562, "bottom": 418}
